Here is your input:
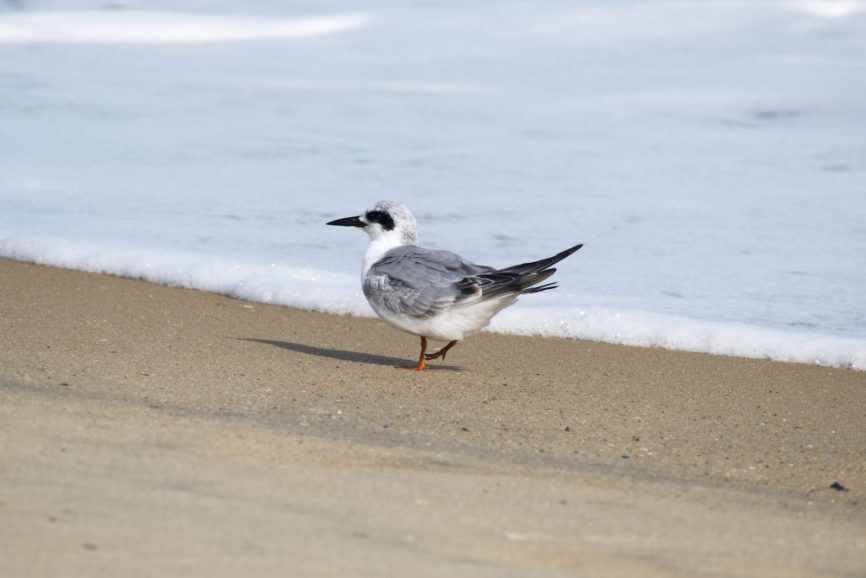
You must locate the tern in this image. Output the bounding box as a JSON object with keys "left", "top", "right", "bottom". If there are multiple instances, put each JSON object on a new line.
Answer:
{"left": 327, "top": 201, "right": 582, "bottom": 370}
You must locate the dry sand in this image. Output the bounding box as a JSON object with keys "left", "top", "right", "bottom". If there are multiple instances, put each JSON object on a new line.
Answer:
{"left": 1, "top": 257, "right": 864, "bottom": 577}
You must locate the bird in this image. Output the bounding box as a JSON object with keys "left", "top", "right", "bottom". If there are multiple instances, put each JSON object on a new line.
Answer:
{"left": 327, "top": 201, "right": 582, "bottom": 370}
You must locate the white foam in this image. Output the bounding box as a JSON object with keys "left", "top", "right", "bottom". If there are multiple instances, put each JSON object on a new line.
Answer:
{"left": 491, "top": 307, "right": 866, "bottom": 370}
{"left": 3, "top": 238, "right": 863, "bottom": 370}
{"left": 0, "top": 11, "right": 370, "bottom": 44}
{"left": 0, "top": 237, "right": 369, "bottom": 317}
{"left": 783, "top": 0, "right": 866, "bottom": 19}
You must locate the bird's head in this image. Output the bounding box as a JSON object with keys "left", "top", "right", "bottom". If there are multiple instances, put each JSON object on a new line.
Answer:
{"left": 327, "top": 201, "right": 418, "bottom": 246}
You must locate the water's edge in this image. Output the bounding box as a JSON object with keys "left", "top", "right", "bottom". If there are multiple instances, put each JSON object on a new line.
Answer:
{"left": 4, "top": 242, "right": 863, "bottom": 371}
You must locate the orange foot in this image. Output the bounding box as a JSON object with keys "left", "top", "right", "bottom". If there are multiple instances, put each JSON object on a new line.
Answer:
{"left": 424, "top": 340, "right": 459, "bottom": 362}
{"left": 395, "top": 337, "right": 428, "bottom": 371}
{"left": 397, "top": 360, "right": 426, "bottom": 371}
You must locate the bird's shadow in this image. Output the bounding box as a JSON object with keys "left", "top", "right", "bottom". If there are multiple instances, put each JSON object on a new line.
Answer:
{"left": 237, "top": 338, "right": 464, "bottom": 371}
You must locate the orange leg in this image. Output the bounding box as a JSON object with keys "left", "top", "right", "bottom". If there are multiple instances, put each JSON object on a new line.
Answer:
{"left": 398, "top": 336, "right": 427, "bottom": 371}
{"left": 425, "top": 340, "right": 459, "bottom": 362}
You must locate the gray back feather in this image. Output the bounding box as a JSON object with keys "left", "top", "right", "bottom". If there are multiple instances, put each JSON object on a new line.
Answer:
{"left": 363, "top": 246, "right": 493, "bottom": 318}
{"left": 364, "top": 243, "right": 582, "bottom": 319}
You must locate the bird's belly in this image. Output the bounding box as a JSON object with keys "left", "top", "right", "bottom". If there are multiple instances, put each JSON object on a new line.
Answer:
{"left": 369, "top": 304, "right": 459, "bottom": 341}
{"left": 368, "top": 297, "right": 518, "bottom": 342}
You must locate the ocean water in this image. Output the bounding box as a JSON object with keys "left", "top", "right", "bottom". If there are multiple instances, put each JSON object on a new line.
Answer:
{"left": 1, "top": 0, "right": 865, "bottom": 369}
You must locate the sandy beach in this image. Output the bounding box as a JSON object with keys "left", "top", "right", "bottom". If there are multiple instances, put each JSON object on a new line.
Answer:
{"left": 1, "top": 257, "right": 864, "bottom": 577}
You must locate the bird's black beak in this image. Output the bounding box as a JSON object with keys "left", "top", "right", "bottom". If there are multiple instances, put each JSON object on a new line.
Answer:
{"left": 326, "top": 215, "right": 365, "bottom": 228}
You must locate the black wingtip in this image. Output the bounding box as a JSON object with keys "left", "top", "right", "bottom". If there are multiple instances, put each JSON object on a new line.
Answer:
{"left": 563, "top": 243, "right": 583, "bottom": 257}
{"left": 496, "top": 242, "right": 584, "bottom": 277}
{"left": 544, "top": 243, "right": 583, "bottom": 266}
{"left": 542, "top": 243, "right": 583, "bottom": 264}
{"left": 548, "top": 243, "right": 583, "bottom": 265}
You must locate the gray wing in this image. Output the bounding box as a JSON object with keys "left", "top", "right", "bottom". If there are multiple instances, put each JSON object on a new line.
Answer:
{"left": 363, "top": 246, "right": 494, "bottom": 318}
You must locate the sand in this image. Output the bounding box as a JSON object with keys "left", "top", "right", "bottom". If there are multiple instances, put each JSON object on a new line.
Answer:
{"left": 1, "top": 257, "right": 864, "bottom": 577}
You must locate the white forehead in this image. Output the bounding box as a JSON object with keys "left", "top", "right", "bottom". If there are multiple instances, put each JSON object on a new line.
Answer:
{"left": 366, "top": 201, "right": 413, "bottom": 221}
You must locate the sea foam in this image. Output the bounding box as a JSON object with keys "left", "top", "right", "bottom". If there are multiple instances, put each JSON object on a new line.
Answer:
{"left": 3, "top": 237, "right": 863, "bottom": 370}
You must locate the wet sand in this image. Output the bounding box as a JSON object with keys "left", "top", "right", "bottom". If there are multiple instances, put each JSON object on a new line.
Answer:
{"left": 1, "top": 258, "right": 864, "bottom": 577}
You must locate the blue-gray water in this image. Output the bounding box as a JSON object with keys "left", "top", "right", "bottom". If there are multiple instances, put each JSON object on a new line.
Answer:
{"left": 1, "top": 1, "right": 865, "bottom": 367}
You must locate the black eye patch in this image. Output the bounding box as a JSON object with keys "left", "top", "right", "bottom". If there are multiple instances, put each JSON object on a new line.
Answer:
{"left": 364, "top": 210, "right": 395, "bottom": 231}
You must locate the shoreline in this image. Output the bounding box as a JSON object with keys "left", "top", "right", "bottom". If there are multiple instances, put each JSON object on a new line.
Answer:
{"left": 2, "top": 257, "right": 864, "bottom": 576}
{"left": 2, "top": 248, "right": 862, "bottom": 371}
